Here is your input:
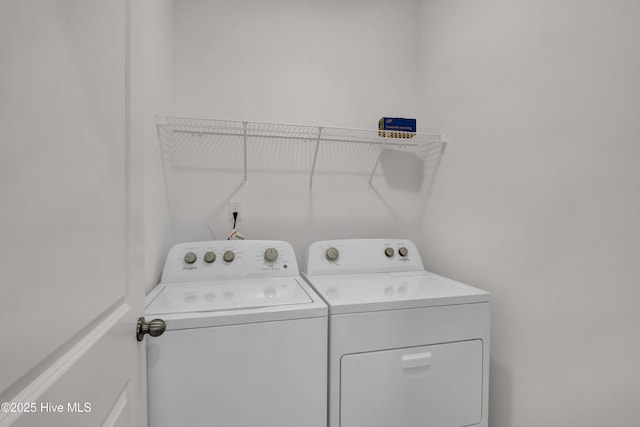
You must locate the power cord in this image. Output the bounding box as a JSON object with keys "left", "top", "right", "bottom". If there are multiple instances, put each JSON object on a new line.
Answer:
{"left": 227, "top": 211, "right": 244, "bottom": 240}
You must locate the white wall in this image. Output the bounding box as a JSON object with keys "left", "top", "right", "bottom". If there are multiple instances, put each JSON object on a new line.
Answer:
{"left": 165, "top": 0, "right": 431, "bottom": 255}
{"left": 417, "top": 1, "right": 640, "bottom": 426}
{"left": 139, "top": 0, "right": 174, "bottom": 291}
{"left": 172, "top": 0, "right": 420, "bottom": 128}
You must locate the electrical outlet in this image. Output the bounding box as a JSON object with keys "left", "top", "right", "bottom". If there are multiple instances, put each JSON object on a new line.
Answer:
{"left": 229, "top": 200, "right": 242, "bottom": 223}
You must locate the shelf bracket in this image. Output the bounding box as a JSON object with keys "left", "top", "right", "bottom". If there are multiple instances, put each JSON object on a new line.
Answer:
{"left": 309, "top": 126, "right": 323, "bottom": 188}
{"left": 243, "top": 121, "right": 248, "bottom": 185}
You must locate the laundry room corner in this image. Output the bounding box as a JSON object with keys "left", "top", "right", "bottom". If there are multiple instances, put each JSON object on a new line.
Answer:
{"left": 415, "top": 1, "right": 640, "bottom": 426}
{"left": 137, "top": 0, "right": 175, "bottom": 293}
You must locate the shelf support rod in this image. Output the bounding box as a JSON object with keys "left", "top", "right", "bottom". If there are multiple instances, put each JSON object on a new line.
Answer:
{"left": 309, "top": 126, "right": 323, "bottom": 188}
{"left": 243, "top": 121, "right": 248, "bottom": 185}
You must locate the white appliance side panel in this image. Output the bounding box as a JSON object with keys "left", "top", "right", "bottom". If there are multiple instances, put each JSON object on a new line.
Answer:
{"left": 146, "top": 317, "right": 327, "bottom": 427}
{"left": 341, "top": 340, "right": 483, "bottom": 427}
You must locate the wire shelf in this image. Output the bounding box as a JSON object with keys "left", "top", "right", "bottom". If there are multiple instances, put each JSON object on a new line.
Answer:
{"left": 157, "top": 116, "right": 448, "bottom": 189}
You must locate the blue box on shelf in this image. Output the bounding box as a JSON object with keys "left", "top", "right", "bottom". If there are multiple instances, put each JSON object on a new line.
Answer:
{"left": 378, "top": 117, "right": 416, "bottom": 138}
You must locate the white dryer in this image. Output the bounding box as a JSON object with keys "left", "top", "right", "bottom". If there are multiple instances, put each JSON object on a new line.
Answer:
{"left": 145, "top": 240, "right": 328, "bottom": 427}
{"left": 301, "top": 238, "right": 490, "bottom": 427}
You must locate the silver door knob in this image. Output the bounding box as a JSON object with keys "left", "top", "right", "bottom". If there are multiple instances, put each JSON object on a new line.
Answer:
{"left": 136, "top": 317, "right": 166, "bottom": 342}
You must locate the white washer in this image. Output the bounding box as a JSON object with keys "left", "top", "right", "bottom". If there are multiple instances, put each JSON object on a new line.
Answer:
{"left": 301, "top": 238, "right": 490, "bottom": 427}
{"left": 145, "top": 240, "right": 328, "bottom": 427}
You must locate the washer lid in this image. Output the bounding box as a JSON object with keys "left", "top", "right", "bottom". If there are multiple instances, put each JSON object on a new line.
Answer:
{"left": 303, "top": 271, "right": 489, "bottom": 314}
{"left": 146, "top": 277, "right": 312, "bottom": 316}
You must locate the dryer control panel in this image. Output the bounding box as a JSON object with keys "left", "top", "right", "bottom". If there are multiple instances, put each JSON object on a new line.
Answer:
{"left": 303, "top": 239, "right": 424, "bottom": 276}
{"left": 160, "top": 240, "right": 299, "bottom": 283}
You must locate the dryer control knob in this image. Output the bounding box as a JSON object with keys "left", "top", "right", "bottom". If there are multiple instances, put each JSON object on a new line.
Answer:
{"left": 398, "top": 247, "right": 409, "bottom": 257}
{"left": 223, "top": 250, "right": 235, "bottom": 263}
{"left": 184, "top": 252, "right": 197, "bottom": 264}
{"left": 325, "top": 247, "right": 339, "bottom": 262}
{"left": 264, "top": 248, "right": 278, "bottom": 263}
{"left": 204, "top": 251, "right": 216, "bottom": 263}
{"left": 384, "top": 247, "right": 395, "bottom": 258}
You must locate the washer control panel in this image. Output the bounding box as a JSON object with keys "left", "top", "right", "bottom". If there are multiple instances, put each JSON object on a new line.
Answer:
{"left": 160, "top": 240, "right": 299, "bottom": 283}
{"left": 303, "top": 239, "right": 423, "bottom": 276}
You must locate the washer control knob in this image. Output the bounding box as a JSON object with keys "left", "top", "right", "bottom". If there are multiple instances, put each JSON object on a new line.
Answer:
{"left": 184, "top": 252, "right": 197, "bottom": 264}
{"left": 204, "top": 251, "right": 216, "bottom": 263}
{"left": 223, "top": 250, "right": 235, "bottom": 263}
{"left": 264, "top": 248, "right": 278, "bottom": 263}
{"left": 398, "top": 247, "right": 409, "bottom": 257}
{"left": 325, "top": 247, "right": 339, "bottom": 262}
{"left": 384, "top": 247, "right": 395, "bottom": 258}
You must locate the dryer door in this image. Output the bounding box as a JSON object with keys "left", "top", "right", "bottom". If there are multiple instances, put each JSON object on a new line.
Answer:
{"left": 340, "top": 340, "right": 483, "bottom": 427}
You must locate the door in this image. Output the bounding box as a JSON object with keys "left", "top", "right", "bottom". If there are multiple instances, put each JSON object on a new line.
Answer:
{"left": 0, "top": 1, "right": 146, "bottom": 426}
{"left": 341, "top": 340, "right": 484, "bottom": 427}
